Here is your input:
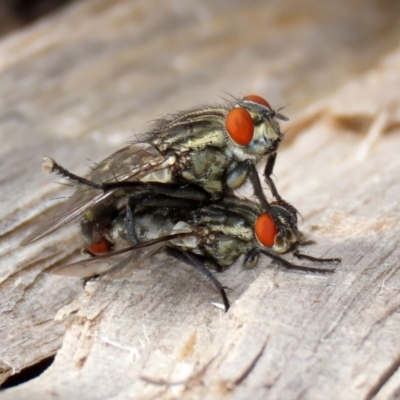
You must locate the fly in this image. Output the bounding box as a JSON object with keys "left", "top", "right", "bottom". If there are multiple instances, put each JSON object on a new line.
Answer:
{"left": 52, "top": 194, "right": 341, "bottom": 311}
{"left": 22, "top": 95, "right": 289, "bottom": 247}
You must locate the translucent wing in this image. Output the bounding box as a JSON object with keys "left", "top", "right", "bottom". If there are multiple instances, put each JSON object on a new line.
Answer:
{"left": 51, "top": 229, "right": 196, "bottom": 278}
{"left": 21, "top": 190, "right": 115, "bottom": 245}
{"left": 51, "top": 244, "right": 163, "bottom": 278}
{"left": 21, "top": 143, "right": 174, "bottom": 245}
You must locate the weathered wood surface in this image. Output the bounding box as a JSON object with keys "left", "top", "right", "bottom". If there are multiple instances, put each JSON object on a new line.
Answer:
{"left": 1, "top": 0, "right": 400, "bottom": 398}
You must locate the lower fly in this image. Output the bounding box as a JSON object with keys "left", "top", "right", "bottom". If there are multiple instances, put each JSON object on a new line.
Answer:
{"left": 53, "top": 193, "right": 341, "bottom": 311}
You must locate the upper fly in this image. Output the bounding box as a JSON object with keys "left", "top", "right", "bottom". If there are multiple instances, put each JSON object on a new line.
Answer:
{"left": 22, "top": 94, "right": 289, "bottom": 246}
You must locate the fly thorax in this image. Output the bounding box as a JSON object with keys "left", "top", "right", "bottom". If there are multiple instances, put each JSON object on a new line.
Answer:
{"left": 204, "top": 234, "right": 247, "bottom": 268}
{"left": 176, "top": 148, "right": 229, "bottom": 197}
{"left": 212, "top": 223, "right": 253, "bottom": 242}
{"left": 151, "top": 120, "right": 225, "bottom": 153}
{"left": 176, "top": 129, "right": 226, "bottom": 152}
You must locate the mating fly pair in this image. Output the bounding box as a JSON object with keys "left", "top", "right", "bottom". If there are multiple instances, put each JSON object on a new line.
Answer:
{"left": 23, "top": 95, "right": 340, "bottom": 310}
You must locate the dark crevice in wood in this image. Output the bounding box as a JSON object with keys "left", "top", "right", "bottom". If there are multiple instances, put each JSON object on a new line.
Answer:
{"left": 0, "top": 355, "right": 55, "bottom": 390}
{"left": 0, "top": 0, "right": 75, "bottom": 37}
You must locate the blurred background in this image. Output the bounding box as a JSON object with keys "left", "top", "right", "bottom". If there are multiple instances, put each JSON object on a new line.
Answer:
{"left": 1, "top": 0, "right": 400, "bottom": 140}
{"left": 0, "top": 0, "right": 73, "bottom": 34}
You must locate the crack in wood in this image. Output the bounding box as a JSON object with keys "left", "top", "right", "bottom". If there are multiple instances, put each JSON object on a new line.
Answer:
{"left": 227, "top": 340, "right": 268, "bottom": 389}
{"left": 139, "top": 353, "right": 218, "bottom": 387}
{"left": 365, "top": 354, "right": 400, "bottom": 400}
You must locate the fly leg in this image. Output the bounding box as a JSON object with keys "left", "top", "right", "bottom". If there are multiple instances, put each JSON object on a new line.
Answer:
{"left": 44, "top": 156, "right": 210, "bottom": 204}
{"left": 43, "top": 156, "right": 157, "bottom": 192}
{"left": 293, "top": 251, "right": 341, "bottom": 264}
{"left": 246, "top": 162, "right": 271, "bottom": 211}
{"left": 42, "top": 157, "right": 103, "bottom": 189}
{"left": 261, "top": 250, "right": 337, "bottom": 274}
{"left": 125, "top": 183, "right": 208, "bottom": 203}
{"left": 226, "top": 160, "right": 271, "bottom": 211}
{"left": 226, "top": 159, "right": 297, "bottom": 218}
{"left": 264, "top": 153, "right": 279, "bottom": 199}
{"left": 43, "top": 156, "right": 150, "bottom": 193}
{"left": 226, "top": 161, "right": 295, "bottom": 238}
{"left": 164, "top": 247, "right": 231, "bottom": 311}
{"left": 264, "top": 154, "right": 299, "bottom": 216}
{"left": 246, "top": 162, "right": 296, "bottom": 238}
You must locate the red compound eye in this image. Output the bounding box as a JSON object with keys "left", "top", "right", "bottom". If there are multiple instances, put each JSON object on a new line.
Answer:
{"left": 244, "top": 94, "right": 271, "bottom": 109}
{"left": 88, "top": 238, "right": 113, "bottom": 255}
{"left": 254, "top": 213, "right": 278, "bottom": 248}
{"left": 225, "top": 107, "right": 254, "bottom": 146}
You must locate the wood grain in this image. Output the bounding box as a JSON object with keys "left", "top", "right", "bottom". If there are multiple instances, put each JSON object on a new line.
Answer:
{"left": 1, "top": 0, "right": 400, "bottom": 398}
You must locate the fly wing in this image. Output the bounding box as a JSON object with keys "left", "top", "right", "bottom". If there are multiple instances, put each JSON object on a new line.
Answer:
{"left": 84, "top": 142, "right": 168, "bottom": 183}
{"left": 21, "top": 190, "right": 115, "bottom": 245}
{"left": 51, "top": 243, "right": 166, "bottom": 278}
{"left": 51, "top": 229, "right": 197, "bottom": 278}
{"left": 51, "top": 251, "right": 127, "bottom": 278}
{"left": 21, "top": 143, "right": 174, "bottom": 245}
